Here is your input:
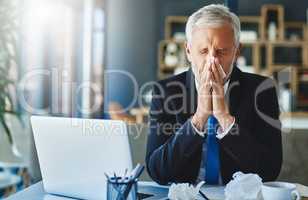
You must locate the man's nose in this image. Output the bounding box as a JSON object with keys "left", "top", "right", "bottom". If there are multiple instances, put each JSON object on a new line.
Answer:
{"left": 207, "top": 51, "right": 217, "bottom": 63}
{"left": 209, "top": 49, "right": 217, "bottom": 58}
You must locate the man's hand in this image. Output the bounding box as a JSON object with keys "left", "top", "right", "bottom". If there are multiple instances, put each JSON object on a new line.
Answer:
{"left": 191, "top": 61, "right": 213, "bottom": 131}
{"left": 211, "top": 58, "right": 235, "bottom": 131}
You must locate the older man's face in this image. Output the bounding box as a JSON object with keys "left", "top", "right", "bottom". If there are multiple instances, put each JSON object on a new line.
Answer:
{"left": 186, "top": 23, "right": 240, "bottom": 81}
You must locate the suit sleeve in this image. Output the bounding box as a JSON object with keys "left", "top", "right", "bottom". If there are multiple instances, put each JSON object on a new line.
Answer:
{"left": 145, "top": 84, "right": 204, "bottom": 185}
{"left": 220, "top": 78, "right": 282, "bottom": 182}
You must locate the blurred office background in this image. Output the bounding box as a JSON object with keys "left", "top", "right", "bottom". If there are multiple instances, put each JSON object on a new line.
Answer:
{"left": 0, "top": 0, "right": 307, "bottom": 198}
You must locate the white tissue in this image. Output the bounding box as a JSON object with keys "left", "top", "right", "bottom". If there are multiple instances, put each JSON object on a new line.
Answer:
{"left": 225, "top": 172, "right": 263, "bottom": 200}
{"left": 168, "top": 181, "right": 205, "bottom": 200}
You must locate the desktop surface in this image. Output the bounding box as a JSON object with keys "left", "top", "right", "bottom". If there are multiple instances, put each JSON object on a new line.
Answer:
{"left": 5, "top": 181, "right": 227, "bottom": 200}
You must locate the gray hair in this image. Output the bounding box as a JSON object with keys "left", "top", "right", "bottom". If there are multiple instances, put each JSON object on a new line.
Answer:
{"left": 185, "top": 4, "right": 241, "bottom": 46}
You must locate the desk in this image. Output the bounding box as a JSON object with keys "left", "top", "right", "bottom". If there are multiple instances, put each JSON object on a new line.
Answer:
{"left": 4, "top": 181, "right": 169, "bottom": 200}
{"left": 5, "top": 181, "right": 226, "bottom": 200}
{"left": 5, "top": 181, "right": 308, "bottom": 200}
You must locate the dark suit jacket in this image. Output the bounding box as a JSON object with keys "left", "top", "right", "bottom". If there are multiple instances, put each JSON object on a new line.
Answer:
{"left": 145, "top": 66, "right": 282, "bottom": 185}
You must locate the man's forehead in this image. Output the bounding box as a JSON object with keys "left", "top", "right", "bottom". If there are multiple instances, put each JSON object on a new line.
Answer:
{"left": 191, "top": 27, "right": 210, "bottom": 43}
{"left": 192, "top": 21, "right": 232, "bottom": 32}
{"left": 191, "top": 24, "right": 235, "bottom": 47}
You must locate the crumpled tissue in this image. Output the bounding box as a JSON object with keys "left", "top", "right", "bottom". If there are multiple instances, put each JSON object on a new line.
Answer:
{"left": 225, "top": 171, "right": 263, "bottom": 200}
{"left": 168, "top": 181, "right": 205, "bottom": 200}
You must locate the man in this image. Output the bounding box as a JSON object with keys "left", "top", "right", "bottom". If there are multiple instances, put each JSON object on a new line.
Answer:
{"left": 146, "top": 4, "right": 282, "bottom": 185}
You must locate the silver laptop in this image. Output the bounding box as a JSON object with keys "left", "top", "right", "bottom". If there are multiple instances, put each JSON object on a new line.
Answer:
{"left": 31, "top": 116, "right": 133, "bottom": 200}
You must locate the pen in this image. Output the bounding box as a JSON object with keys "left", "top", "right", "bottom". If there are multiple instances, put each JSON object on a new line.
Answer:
{"left": 114, "top": 172, "right": 118, "bottom": 185}
{"left": 104, "top": 173, "right": 110, "bottom": 180}
{"left": 199, "top": 190, "right": 209, "bottom": 200}
{"left": 129, "top": 163, "right": 141, "bottom": 179}
{"left": 123, "top": 164, "right": 145, "bottom": 199}
{"left": 121, "top": 168, "right": 128, "bottom": 183}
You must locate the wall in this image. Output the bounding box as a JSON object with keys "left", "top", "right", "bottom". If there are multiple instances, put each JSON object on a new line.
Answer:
{"left": 104, "top": 0, "right": 157, "bottom": 114}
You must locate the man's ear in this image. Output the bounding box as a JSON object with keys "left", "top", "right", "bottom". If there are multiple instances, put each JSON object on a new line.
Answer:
{"left": 235, "top": 43, "right": 242, "bottom": 59}
{"left": 185, "top": 42, "right": 193, "bottom": 63}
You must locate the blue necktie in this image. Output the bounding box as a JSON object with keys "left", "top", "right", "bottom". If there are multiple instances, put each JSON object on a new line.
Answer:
{"left": 204, "top": 115, "right": 220, "bottom": 184}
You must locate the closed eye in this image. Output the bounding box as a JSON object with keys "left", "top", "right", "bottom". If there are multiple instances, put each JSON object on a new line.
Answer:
{"left": 217, "top": 49, "right": 228, "bottom": 56}
{"left": 200, "top": 48, "right": 208, "bottom": 54}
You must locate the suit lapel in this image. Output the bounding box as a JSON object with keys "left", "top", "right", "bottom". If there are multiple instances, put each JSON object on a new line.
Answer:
{"left": 185, "top": 68, "right": 198, "bottom": 116}
{"left": 226, "top": 66, "right": 242, "bottom": 116}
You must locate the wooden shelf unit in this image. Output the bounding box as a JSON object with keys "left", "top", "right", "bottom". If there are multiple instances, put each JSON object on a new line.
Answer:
{"left": 164, "top": 16, "right": 188, "bottom": 40}
{"left": 305, "top": 25, "right": 308, "bottom": 41}
{"left": 159, "top": 5, "right": 308, "bottom": 78}
{"left": 266, "top": 40, "right": 308, "bottom": 74}
{"left": 158, "top": 39, "right": 186, "bottom": 79}
{"left": 239, "top": 16, "right": 263, "bottom": 40}
{"left": 273, "top": 67, "right": 308, "bottom": 112}
{"left": 240, "top": 42, "right": 262, "bottom": 73}
{"left": 280, "top": 111, "right": 308, "bottom": 118}
{"left": 285, "top": 21, "right": 307, "bottom": 41}
{"left": 261, "top": 4, "right": 285, "bottom": 40}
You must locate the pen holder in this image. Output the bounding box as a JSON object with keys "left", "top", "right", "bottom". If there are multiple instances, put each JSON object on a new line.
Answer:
{"left": 107, "top": 177, "right": 138, "bottom": 200}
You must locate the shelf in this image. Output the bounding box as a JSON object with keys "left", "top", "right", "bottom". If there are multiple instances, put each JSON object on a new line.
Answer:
{"left": 261, "top": 4, "right": 285, "bottom": 40}
{"left": 158, "top": 4, "right": 308, "bottom": 115}
{"left": 164, "top": 16, "right": 188, "bottom": 40}
{"left": 239, "top": 16, "right": 262, "bottom": 40}
{"left": 241, "top": 40, "right": 307, "bottom": 45}
{"left": 271, "top": 65, "right": 302, "bottom": 69}
{"left": 158, "top": 40, "right": 187, "bottom": 78}
{"left": 305, "top": 25, "right": 308, "bottom": 41}
{"left": 266, "top": 40, "right": 307, "bottom": 46}
{"left": 160, "top": 65, "right": 177, "bottom": 73}
{"left": 285, "top": 21, "right": 306, "bottom": 41}
{"left": 280, "top": 112, "right": 308, "bottom": 118}
{"left": 240, "top": 16, "right": 261, "bottom": 23}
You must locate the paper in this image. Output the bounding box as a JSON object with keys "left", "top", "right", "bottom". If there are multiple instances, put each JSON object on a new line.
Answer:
{"left": 168, "top": 181, "right": 205, "bottom": 200}
{"left": 224, "top": 172, "right": 263, "bottom": 200}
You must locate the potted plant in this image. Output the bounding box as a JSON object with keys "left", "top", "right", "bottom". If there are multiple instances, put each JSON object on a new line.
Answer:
{"left": 0, "top": 69, "right": 22, "bottom": 157}
{"left": 0, "top": 0, "right": 22, "bottom": 157}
